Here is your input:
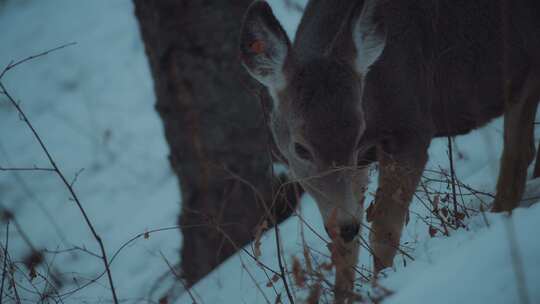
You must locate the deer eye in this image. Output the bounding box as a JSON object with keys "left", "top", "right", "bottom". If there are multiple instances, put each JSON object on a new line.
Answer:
{"left": 357, "top": 146, "right": 377, "bottom": 168}
{"left": 294, "top": 143, "right": 313, "bottom": 161}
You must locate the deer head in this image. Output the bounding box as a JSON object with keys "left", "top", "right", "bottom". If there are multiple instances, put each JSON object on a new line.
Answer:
{"left": 240, "top": 0, "right": 385, "bottom": 243}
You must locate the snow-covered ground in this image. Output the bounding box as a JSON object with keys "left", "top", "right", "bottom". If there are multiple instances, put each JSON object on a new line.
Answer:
{"left": 0, "top": 0, "right": 180, "bottom": 302}
{"left": 1, "top": 0, "right": 539, "bottom": 303}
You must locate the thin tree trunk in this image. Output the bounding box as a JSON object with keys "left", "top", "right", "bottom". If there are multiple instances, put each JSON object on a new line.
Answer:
{"left": 133, "top": 1, "right": 299, "bottom": 286}
{"left": 534, "top": 141, "right": 540, "bottom": 178}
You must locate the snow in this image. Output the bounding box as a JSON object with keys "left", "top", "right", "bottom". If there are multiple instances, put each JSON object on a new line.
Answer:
{"left": 0, "top": 0, "right": 180, "bottom": 302}
{"left": 1, "top": 0, "right": 539, "bottom": 303}
{"left": 382, "top": 205, "right": 540, "bottom": 304}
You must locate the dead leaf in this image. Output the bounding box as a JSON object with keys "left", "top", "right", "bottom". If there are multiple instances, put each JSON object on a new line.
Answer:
{"left": 429, "top": 225, "right": 437, "bottom": 237}
{"left": 307, "top": 282, "right": 321, "bottom": 304}
{"left": 292, "top": 256, "right": 305, "bottom": 288}
{"left": 253, "top": 220, "right": 268, "bottom": 259}
{"left": 29, "top": 267, "right": 37, "bottom": 281}
{"left": 159, "top": 296, "right": 168, "bottom": 304}
{"left": 303, "top": 244, "right": 313, "bottom": 274}
{"left": 432, "top": 194, "right": 440, "bottom": 211}
{"left": 266, "top": 273, "right": 280, "bottom": 287}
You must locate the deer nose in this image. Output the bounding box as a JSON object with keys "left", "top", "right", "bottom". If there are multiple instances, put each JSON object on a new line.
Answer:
{"left": 324, "top": 223, "right": 360, "bottom": 243}
{"left": 340, "top": 223, "right": 360, "bottom": 242}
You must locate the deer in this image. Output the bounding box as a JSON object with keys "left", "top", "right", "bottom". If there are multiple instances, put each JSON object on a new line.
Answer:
{"left": 239, "top": 0, "right": 540, "bottom": 302}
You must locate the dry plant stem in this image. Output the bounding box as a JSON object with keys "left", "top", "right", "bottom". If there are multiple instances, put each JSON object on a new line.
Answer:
{"left": 11, "top": 281, "right": 21, "bottom": 304}
{"left": 44, "top": 246, "right": 102, "bottom": 259}
{"left": 0, "top": 46, "right": 118, "bottom": 304}
{"left": 273, "top": 222, "right": 294, "bottom": 303}
{"left": 447, "top": 137, "right": 459, "bottom": 217}
{"left": 479, "top": 205, "right": 491, "bottom": 228}
{"left": 159, "top": 251, "right": 198, "bottom": 304}
{"left": 211, "top": 221, "right": 281, "bottom": 300}
{"left": 423, "top": 168, "right": 495, "bottom": 198}
{"left": 211, "top": 222, "right": 281, "bottom": 277}
{"left": 415, "top": 186, "right": 450, "bottom": 236}
{"left": 0, "top": 153, "right": 71, "bottom": 247}
{"left": 10, "top": 216, "right": 38, "bottom": 254}
{"left": 0, "top": 42, "right": 76, "bottom": 79}
{"left": 58, "top": 225, "right": 206, "bottom": 298}
{"left": 0, "top": 221, "right": 9, "bottom": 304}
{"left": 7, "top": 258, "right": 50, "bottom": 302}
{"left": 241, "top": 260, "right": 272, "bottom": 304}
{"left": 257, "top": 93, "right": 295, "bottom": 304}
{"left": 0, "top": 167, "right": 55, "bottom": 172}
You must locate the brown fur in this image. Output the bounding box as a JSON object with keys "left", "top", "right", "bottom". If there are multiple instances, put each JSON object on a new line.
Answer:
{"left": 240, "top": 0, "right": 540, "bottom": 302}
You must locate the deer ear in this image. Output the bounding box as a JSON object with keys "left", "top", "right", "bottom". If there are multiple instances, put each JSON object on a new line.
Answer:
{"left": 353, "top": 0, "right": 386, "bottom": 76}
{"left": 240, "top": 1, "right": 291, "bottom": 90}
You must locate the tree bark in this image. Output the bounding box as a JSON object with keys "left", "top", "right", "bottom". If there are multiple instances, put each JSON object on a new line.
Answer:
{"left": 133, "top": 0, "right": 299, "bottom": 286}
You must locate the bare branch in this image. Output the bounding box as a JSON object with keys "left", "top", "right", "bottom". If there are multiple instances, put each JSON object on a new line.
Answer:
{"left": 0, "top": 166, "right": 55, "bottom": 172}
{"left": 0, "top": 221, "right": 9, "bottom": 303}
{"left": 0, "top": 43, "right": 76, "bottom": 80}
{"left": 0, "top": 45, "right": 118, "bottom": 304}
{"left": 159, "top": 251, "right": 198, "bottom": 304}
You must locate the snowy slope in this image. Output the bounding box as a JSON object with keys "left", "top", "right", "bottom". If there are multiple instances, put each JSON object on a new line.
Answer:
{"left": 180, "top": 196, "right": 540, "bottom": 304}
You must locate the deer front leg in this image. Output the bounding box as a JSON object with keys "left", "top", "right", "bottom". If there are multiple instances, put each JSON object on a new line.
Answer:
{"left": 368, "top": 144, "right": 428, "bottom": 273}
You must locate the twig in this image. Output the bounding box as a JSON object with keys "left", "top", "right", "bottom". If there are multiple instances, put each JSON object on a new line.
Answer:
{"left": 479, "top": 204, "right": 490, "bottom": 228}
{"left": 6, "top": 257, "right": 22, "bottom": 304}
{"left": 70, "top": 168, "right": 85, "bottom": 187}
{"left": 0, "top": 144, "right": 71, "bottom": 247}
{"left": 0, "top": 166, "right": 55, "bottom": 172}
{"left": 57, "top": 224, "right": 216, "bottom": 299}
{"left": 447, "top": 137, "right": 459, "bottom": 217}
{"left": 159, "top": 251, "right": 198, "bottom": 304}
{"left": 273, "top": 221, "right": 294, "bottom": 303}
{"left": 210, "top": 221, "right": 281, "bottom": 277}
{"left": 0, "top": 42, "right": 76, "bottom": 79}
{"left": 10, "top": 277, "right": 21, "bottom": 304}
{"left": 240, "top": 259, "right": 272, "bottom": 304}
{"left": 43, "top": 246, "right": 102, "bottom": 260}
{"left": 0, "top": 45, "right": 118, "bottom": 304}
{"left": 6, "top": 258, "right": 52, "bottom": 303}
{"left": 256, "top": 91, "right": 295, "bottom": 304}
{"left": 0, "top": 221, "right": 9, "bottom": 303}
{"left": 7, "top": 214, "right": 38, "bottom": 253}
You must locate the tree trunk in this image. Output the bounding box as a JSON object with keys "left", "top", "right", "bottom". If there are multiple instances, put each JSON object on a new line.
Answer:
{"left": 133, "top": 0, "right": 299, "bottom": 286}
